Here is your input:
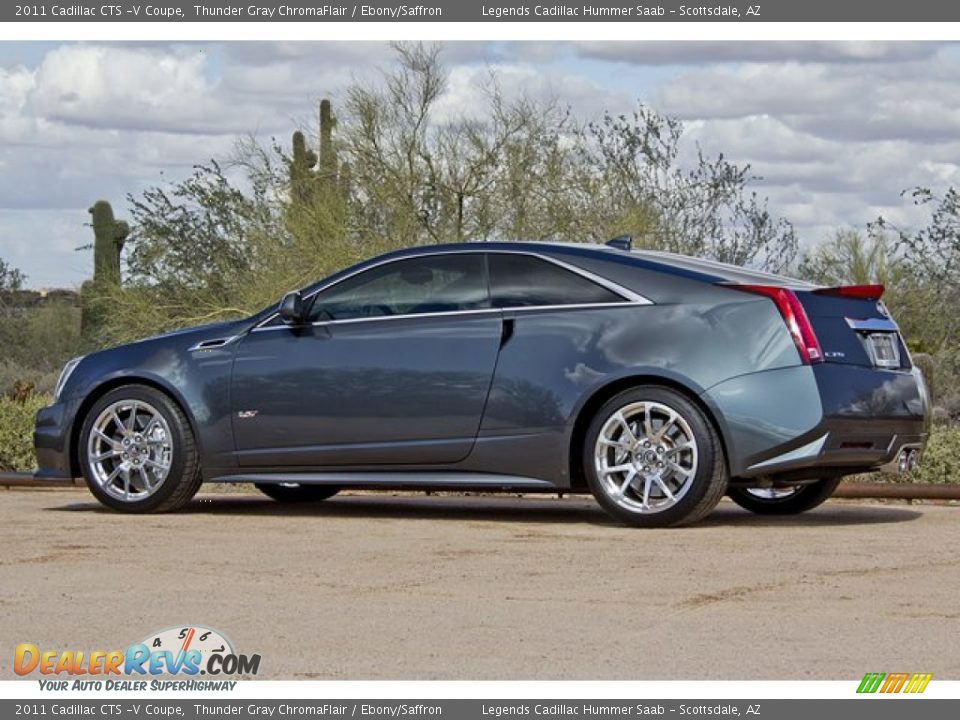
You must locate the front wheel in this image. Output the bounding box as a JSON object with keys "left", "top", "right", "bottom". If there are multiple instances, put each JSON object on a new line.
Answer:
{"left": 256, "top": 483, "right": 340, "bottom": 502}
{"left": 79, "top": 385, "right": 202, "bottom": 513}
{"left": 728, "top": 478, "right": 842, "bottom": 515}
{"left": 584, "top": 386, "right": 727, "bottom": 528}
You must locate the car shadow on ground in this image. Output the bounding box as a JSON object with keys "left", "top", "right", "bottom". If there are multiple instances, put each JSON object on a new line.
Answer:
{"left": 46, "top": 491, "right": 926, "bottom": 529}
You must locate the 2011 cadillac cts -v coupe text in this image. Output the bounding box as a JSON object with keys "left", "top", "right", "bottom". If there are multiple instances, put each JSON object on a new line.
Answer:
{"left": 34, "top": 240, "right": 931, "bottom": 527}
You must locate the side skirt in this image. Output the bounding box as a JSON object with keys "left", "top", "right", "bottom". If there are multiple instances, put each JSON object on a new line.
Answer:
{"left": 215, "top": 470, "right": 560, "bottom": 491}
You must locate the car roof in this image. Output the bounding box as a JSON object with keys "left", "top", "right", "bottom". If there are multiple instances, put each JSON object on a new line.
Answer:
{"left": 376, "top": 240, "right": 814, "bottom": 288}
{"left": 251, "top": 240, "right": 813, "bottom": 324}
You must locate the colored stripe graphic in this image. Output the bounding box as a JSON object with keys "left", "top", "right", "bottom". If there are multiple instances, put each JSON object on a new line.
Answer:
{"left": 857, "top": 672, "right": 932, "bottom": 694}
{"left": 857, "top": 673, "right": 885, "bottom": 693}
{"left": 904, "top": 673, "right": 933, "bottom": 694}
{"left": 881, "top": 672, "right": 909, "bottom": 693}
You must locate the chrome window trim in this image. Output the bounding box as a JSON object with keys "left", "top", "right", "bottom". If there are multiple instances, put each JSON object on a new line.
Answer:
{"left": 252, "top": 248, "right": 653, "bottom": 332}
{"left": 250, "top": 301, "right": 648, "bottom": 333}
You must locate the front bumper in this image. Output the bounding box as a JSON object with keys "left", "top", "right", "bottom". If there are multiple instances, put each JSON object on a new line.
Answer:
{"left": 33, "top": 401, "right": 74, "bottom": 481}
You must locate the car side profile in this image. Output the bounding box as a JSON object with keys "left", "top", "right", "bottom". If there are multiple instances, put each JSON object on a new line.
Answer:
{"left": 34, "top": 240, "right": 930, "bottom": 527}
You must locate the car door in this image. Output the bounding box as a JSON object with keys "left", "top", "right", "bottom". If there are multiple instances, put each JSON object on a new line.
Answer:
{"left": 230, "top": 252, "right": 502, "bottom": 468}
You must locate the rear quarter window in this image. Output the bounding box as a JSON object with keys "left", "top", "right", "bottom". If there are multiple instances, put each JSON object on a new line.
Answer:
{"left": 489, "top": 254, "right": 625, "bottom": 308}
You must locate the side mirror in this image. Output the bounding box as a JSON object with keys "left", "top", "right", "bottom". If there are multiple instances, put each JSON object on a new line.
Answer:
{"left": 279, "top": 291, "right": 305, "bottom": 325}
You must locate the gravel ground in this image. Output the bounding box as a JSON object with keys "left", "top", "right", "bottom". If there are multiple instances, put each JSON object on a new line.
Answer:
{"left": 1, "top": 487, "right": 958, "bottom": 680}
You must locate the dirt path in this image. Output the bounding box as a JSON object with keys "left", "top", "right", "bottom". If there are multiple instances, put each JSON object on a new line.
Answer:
{"left": 2, "top": 488, "right": 958, "bottom": 680}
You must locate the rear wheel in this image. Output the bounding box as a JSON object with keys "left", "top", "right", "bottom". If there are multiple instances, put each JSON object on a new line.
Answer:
{"left": 79, "top": 385, "right": 202, "bottom": 513}
{"left": 728, "top": 478, "right": 842, "bottom": 515}
{"left": 584, "top": 386, "right": 727, "bottom": 528}
{"left": 256, "top": 483, "right": 340, "bottom": 502}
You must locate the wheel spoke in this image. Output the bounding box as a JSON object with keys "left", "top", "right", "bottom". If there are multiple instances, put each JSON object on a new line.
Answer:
{"left": 613, "top": 412, "right": 638, "bottom": 444}
{"left": 602, "top": 463, "right": 634, "bottom": 476}
{"left": 144, "top": 458, "right": 170, "bottom": 472}
{"left": 653, "top": 475, "right": 676, "bottom": 502}
{"left": 641, "top": 475, "right": 652, "bottom": 508}
{"left": 138, "top": 466, "right": 154, "bottom": 491}
{"left": 92, "top": 449, "right": 120, "bottom": 463}
{"left": 92, "top": 428, "right": 116, "bottom": 447}
{"left": 104, "top": 464, "right": 122, "bottom": 486}
{"left": 642, "top": 405, "right": 656, "bottom": 442}
{"left": 126, "top": 402, "right": 138, "bottom": 432}
{"left": 618, "top": 470, "right": 637, "bottom": 496}
{"left": 652, "top": 410, "right": 679, "bottom": 443}
{"left": 666, "top": 459, "right": 692, "bottom": 479}
{"left": 599, "top": 436, "right": 631, "bottom": 451}
{"left": 109, "top": 410, "right": 126, "bottom": 434}
{"left": 122, "top": 468, "right": 131, "bottom": 499}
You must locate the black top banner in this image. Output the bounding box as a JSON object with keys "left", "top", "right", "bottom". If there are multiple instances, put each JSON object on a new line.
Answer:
{"left": 6, "top": 0, "right": 960, "bottom": 22}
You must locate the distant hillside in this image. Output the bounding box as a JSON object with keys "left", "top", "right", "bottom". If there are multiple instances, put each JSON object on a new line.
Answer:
{"left": 0, "top": 289, "right": 80, "bottom": 308}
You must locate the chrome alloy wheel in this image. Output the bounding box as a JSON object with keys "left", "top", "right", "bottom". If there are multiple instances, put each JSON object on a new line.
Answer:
{"left": 86, "top": 399, "right": 173, "bottom": 502}
{"left": 745, "top": 486, "right": 801, "bottom": 500}
{"left": 593, "top": 400, "right": 699, "bottom": 514}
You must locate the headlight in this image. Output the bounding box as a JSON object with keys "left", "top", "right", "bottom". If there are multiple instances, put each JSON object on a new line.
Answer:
{"left": 53, "top": 356, "right": 84, "bottom": 402}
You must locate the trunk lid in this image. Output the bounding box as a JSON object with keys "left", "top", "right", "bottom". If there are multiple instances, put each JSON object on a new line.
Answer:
{"left": 796, "top": 286, "right": 910, "bottom": 370}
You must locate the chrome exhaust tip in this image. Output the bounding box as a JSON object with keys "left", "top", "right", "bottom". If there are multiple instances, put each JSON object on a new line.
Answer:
{"left": 896, "top": 448, "right": 920, "bottom": 474}
{"left": 906, "top": 450, "right": 920, "bottom": 473}
{"left": 897, "top": 450, "right": 910, "bottom": 473}
{"left": 879, "top": 444, "right": 923, "bottom": 475}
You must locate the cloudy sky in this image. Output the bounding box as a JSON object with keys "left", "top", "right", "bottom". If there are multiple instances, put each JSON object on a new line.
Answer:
{"left": 1, "top": 40, "right": 959, "bottom": 288}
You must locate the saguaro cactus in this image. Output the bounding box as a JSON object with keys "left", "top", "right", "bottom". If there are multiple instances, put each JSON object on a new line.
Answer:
{"left": 318, "top": 98, "right": 338, "bottom": 186}
{"left": 290, "top": 130, "right": 319, "bottom": 204}
{"left": 284, "top": 98, "right": 352, "bottom": 261}
{"left": 89, "top": 200, "right": 129, "bottom": 286}
{"left": 81, "top": 200, "right": 129, "bottom": 344}
{"left": 288, "top": 98, "right": 345, "bottom": 205}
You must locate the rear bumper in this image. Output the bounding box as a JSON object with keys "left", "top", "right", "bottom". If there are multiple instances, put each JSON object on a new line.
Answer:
{"left": 705, "top": 363, "right": 930, "bottom": 480}
{"left": 33, "top": 401, "right": 74, "bottom": 481}
{"left": 804, "top": 362, "right": 929, "bottom": 475}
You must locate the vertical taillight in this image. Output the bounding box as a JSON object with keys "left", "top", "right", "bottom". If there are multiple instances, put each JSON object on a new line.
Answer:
{"left": 726, "top": 284, "right": 824, "bottom": 364}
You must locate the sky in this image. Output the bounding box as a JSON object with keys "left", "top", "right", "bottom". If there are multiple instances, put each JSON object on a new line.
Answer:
{"left": 1, "top": 40, "right": 959, "bottom": 289}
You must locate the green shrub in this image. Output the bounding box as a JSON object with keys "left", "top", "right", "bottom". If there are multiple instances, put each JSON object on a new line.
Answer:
{"left": 908, "top": 423, "right": 960, "bottom": 484}
{"left": 0, "top": 303, "right": 82, "bottom": 396}
{"left": 0, "top": 393, "right": 50, "bottom": 471}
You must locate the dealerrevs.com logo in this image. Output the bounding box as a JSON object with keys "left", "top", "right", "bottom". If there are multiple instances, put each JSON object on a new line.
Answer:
{"left": 15, "top": 626, "right": 260, "bottom": 690}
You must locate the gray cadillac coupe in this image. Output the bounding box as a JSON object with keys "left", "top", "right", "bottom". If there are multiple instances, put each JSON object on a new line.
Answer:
{"left": 34, "top": 239, "right": 930, "bottom": 527}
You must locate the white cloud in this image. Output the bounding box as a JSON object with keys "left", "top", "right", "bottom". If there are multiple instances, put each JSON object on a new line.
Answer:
{"left": 655, "top": 56, "right": 960, "bottom": 143}
{"left": 637, "top": 47, "right": 960, "bottom": 251}
{"left": 25, "top": 45, "right": 227, "bottom": 134}
{"left": 1, "top": 41, "right": 959, "bottom": 287}
{"left": 574, "top": 41, "right": 946, "bottom": 66}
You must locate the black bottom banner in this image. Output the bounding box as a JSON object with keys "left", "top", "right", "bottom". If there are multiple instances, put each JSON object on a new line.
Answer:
{"left": 4, "top": 700, "right": 957, "bottom": 720}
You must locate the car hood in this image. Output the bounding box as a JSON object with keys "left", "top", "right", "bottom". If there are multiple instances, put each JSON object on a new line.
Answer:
{"left": 136, "top": 318, "right": 249, "bottom": 345}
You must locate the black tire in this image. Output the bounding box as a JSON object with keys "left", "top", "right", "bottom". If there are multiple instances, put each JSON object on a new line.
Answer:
{"left": 256, "top": 483, "right": 340, "bottom": 502}
{"left": 728, "top": 478, "right": 842, "bottom": 515}
{"left": 583, "top": 385, "right": 727, "bottom": 528}
{"left": 78, "top": 384, "right": 202, "bottom": 513}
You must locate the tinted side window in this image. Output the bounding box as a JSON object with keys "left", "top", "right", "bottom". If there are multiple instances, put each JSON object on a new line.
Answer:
{"left": 309, "top": 254, "right": 488, "bottom": 321}
{"left": 489, "top": 254, "right": 624, "bottom": 308}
